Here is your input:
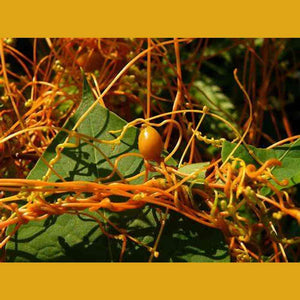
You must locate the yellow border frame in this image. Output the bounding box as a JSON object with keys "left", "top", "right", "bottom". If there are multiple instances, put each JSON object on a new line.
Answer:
{"left": 1, "top": 0, "right": 300, "bottom": 37}
{"left": 0, "top": 1, "right": 299, "bottom": 299}
{"left": 1, "top": 263, "right": 299, "bottom": 299}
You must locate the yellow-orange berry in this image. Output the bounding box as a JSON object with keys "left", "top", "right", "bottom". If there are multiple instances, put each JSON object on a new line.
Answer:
{"left": 138, "top": 126, "right": 163, "bottom": 162}
{"left": 76, "top": 51, "right": 103, "bottom": 72}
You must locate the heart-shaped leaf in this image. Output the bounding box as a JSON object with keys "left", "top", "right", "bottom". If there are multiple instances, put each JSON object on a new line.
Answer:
{"left": 6, "top": 78, "right": 229, "bottom": 262}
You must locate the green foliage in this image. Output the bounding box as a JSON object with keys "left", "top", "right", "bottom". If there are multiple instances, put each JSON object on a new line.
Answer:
{"left": 6, "top": 78, "right": 229, "bottom": 262}
{"left": 221, "top": 139, "right": 300, "bottom": 193}
{"left": 190, "top": 76, "right": 238, "bottom": 140}
{"left": 191, "top": 78, "right": 236, "bottom": 119}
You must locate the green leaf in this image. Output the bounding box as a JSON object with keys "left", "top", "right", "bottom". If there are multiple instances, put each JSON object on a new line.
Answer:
{"left": 177, "top": 162, "right": 209, "bottom": 185}
{"left": 221, "top": 139, "right": 300, "bottom": 192}
{"left": 6, "top": 78, "right": 229, "bottom": 262}
{"left": 153, "top": 212, "right": 229, "bottom": 262}
{"left": 191, "top": 77, "right": 237, "bottom": 127}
